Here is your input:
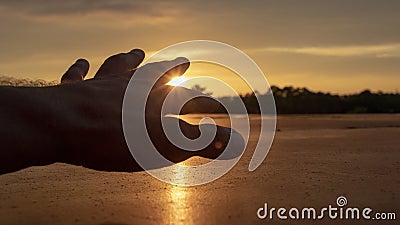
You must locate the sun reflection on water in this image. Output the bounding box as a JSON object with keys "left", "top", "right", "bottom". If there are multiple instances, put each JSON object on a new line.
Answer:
{"left": 168, "top": 163, "right": 193, "bottom": 225}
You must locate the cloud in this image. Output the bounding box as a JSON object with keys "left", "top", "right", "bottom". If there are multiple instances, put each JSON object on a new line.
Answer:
{"left": 0, "top": 0, "right": 183, "bottom": 26}
{"left": 253, "top": 44, "right": 400, "bottom": 58}
{"left": 0, "top": 0, "right": 166, "bottom": 15}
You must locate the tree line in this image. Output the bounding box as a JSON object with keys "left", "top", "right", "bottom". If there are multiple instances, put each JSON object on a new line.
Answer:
{"left": 216, "top": 86, "right": 400, "bottom": 114}
{"left": 1, "top": 76, "right": 399, "bottom": 114}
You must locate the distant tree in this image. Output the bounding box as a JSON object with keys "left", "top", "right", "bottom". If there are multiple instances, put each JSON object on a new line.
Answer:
{"left": 191, "top": 84, "right": 213, "bottom": 95}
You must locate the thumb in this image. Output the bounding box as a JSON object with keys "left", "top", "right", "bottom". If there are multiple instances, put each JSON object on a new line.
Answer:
{"left": 147, "top": 117, "right": 245, "bottom": 162}
{"left": 196, "top": 124, "right": 245, "bottom": 160}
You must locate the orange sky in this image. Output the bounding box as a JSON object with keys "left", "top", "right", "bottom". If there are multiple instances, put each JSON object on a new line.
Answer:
{"left": 0, "top": 1, "right": 399, "bottom": 96}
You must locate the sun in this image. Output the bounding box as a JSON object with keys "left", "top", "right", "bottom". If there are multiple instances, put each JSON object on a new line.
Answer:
{"left": 167, "top": 76, "right": 188, "bottom": 86}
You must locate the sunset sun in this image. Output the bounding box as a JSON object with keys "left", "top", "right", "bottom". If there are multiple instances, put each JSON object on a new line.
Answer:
{"left": 167, "top": 76, "right": 188, "bottom": 86}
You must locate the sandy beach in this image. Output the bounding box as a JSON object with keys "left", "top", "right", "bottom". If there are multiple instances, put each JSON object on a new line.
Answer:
{"left": 0, "top": 114, "right": 399, "bottom": 225}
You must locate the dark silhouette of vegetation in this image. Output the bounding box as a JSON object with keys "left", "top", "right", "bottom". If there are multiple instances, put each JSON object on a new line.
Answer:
{"left": 2, "top": 77, "right": 399, "bottom": 114}
{"left": 271, "top": 86, "right": 400, "bottom": 114}
{"left": 0, "top": 76, "right": 58, "bottom": 87}
{"left": 207, "top": 85, "right": 400, "bottom": 114}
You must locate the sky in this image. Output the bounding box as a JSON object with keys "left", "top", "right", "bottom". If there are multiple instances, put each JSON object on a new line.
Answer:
{"left": 0, "top": 0, "right": 399, "bottom": 96}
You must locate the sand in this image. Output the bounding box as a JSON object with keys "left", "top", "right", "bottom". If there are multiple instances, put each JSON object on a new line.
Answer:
{"left": 0, "top": 114, "right": 399, "bottom": 225}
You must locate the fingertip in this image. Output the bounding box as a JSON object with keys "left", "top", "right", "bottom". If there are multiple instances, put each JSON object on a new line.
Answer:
{"left": 129, "top": 48, "right": 145, "bottom": 60}
{"left": 75, "top": 58, "right": 90, "bottom": 76}
{"left": 76, "top": 58, "right": 89, "bottom": 64}
{"left": 95, "top": 49, "right": 145, "bottom": 78}
{"left": 174, "top": 57, "right": 190, "bottom": 65}
{"left": 172, "top": 57, "right": 190, "bottom": 74}
{"left": 75, "top": 58, "right": 89, "bottom": 63}
{"left": 175, "top": 56, "right": 189, "bottom": 61}
{"left": 61, "top": 58, "right": 90, "bottom": 83}
{"left": 224, "top": 129, "right": 246, "bottom": 159}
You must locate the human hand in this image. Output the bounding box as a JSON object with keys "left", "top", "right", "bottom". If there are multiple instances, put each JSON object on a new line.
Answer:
{"left": 56, "top": 49, "right": 244, "bottom": 172}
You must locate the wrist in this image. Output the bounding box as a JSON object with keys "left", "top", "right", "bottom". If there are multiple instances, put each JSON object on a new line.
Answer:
{"left": 0, "top": 86, "right": 67, "bottom": 172}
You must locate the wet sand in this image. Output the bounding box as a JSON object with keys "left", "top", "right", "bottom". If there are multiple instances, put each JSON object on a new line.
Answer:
{"left": 0, "top": 114, "right": 399, "bottom": 224}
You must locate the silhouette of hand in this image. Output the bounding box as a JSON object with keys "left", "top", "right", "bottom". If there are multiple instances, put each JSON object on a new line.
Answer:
{"left": 57, "top": 49, "right": 243, "bottom": 172}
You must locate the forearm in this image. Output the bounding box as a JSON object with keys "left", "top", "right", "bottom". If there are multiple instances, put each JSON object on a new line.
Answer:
{"left": 0, "top": 86, "right": 66, "bottom": 174}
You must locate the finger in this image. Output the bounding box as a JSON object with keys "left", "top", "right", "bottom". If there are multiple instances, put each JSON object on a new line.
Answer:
{"left": 143, "top": 58, "right": 191, "bottom": 117}
{"left": 95, "top": 49, "right": 145, "bottom": 79}
{"left": 164, "top": 117, "right": 244, "bottom": 160}
{"left": 198, "top": 125, "right": 245, "bottom": 160}
{"left": 154, "top": 57, "right": 190, "bottom": 86}
{"left": 135, "top": 57, "right": 190, "bottom": 85}
{"left": 61, "top": 59, "right": 90, "bottom": 84}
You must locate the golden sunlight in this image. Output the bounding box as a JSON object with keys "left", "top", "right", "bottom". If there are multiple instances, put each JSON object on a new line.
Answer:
{"left": 168, "top": 164, "right": 193, "bottom": 225}
{"left": 167, "top": 76, "right": 188, "bottom": 86}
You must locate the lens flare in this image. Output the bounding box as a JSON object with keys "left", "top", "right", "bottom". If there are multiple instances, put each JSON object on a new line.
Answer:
{"left": 167, "top": 76, "right": 188, "bottom": 86}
